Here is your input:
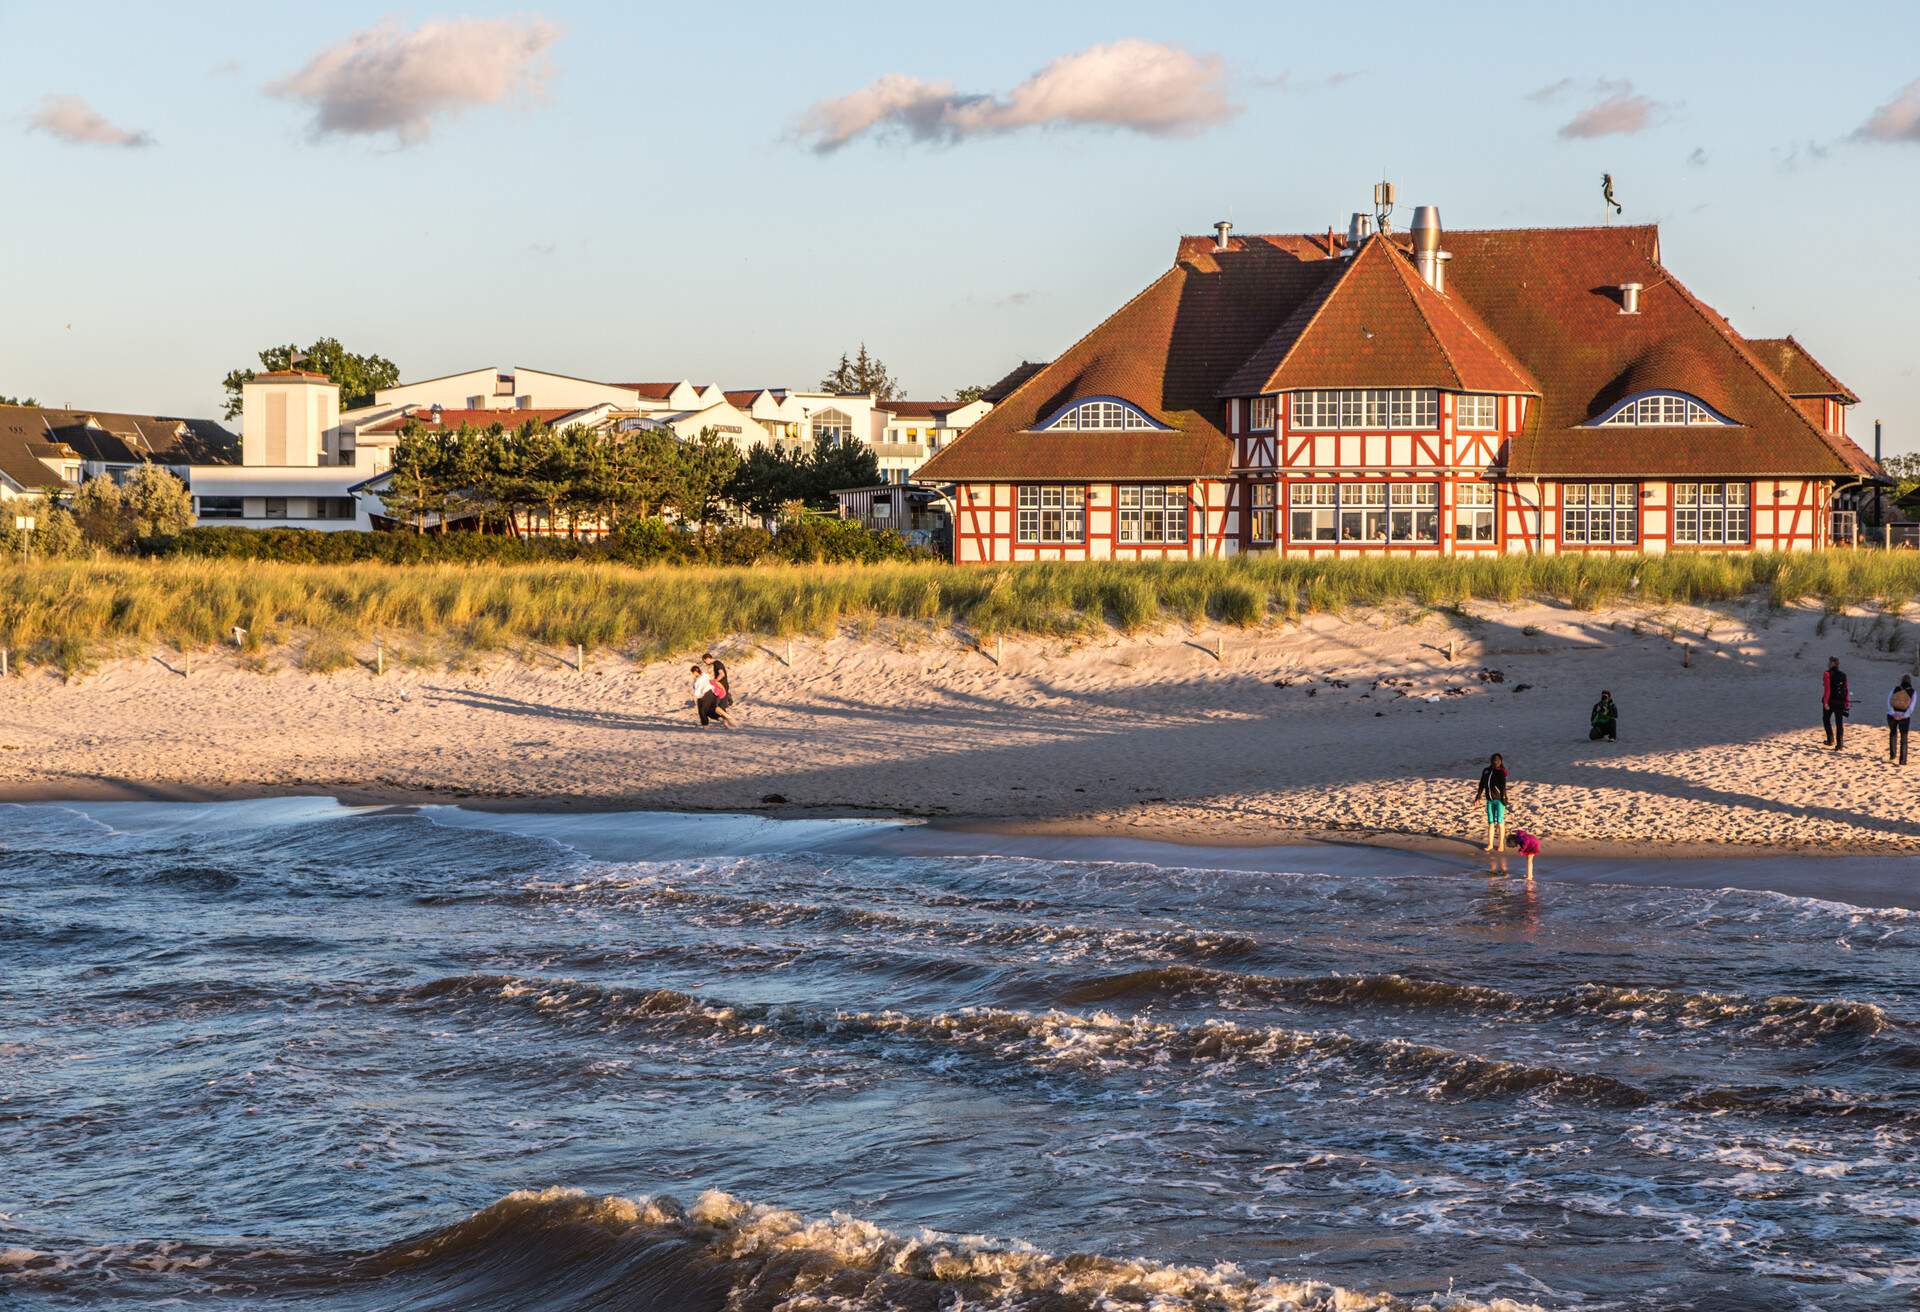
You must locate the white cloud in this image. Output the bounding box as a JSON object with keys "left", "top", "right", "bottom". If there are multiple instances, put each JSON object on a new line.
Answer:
{"left": 1526, "top": 77, "right": 1576, "bottom": 104}
{"left": 267, "top": 17, "right": 560, "bottom": 146}
{"left": 27, "top": 94, "right": 152, "bottom": 147}
{"left": 798, "top": 39, "right": 1236, "bottom": 152}
{"left": 1854, "top": 77, "right": 1920, "bottom": 142}
{"left": 1557, "top": 81, "right": 1667, "bottom": 138}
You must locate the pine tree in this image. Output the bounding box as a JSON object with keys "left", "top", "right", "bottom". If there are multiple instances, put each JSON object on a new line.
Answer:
{"left": 819, "top": 344, "right": 900, "bottom": 402}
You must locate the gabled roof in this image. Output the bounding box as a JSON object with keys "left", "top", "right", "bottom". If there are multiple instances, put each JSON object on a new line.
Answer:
{"left": 920, "top": 236, "right": 1338, "bottom": 482}
{"left": 723, "top": 389, "right": 767, "bottom": 409}
{"left": 1220, "top": 234, "right": 1537, "bottom": 397}
{"left": 1436, "top": 225, "right": 1877, "bottom": 478}
{"left": 0, "top": 429, "right": 70, "bottom": 491}
{"left": 0, "top": 404, "right": 238, "bottom": 466}
{"left": 620, "top": 382, "right": 681, "bottom": 400}
{"left": 1746, "top": 336, "right": 1860, "bottom": 403}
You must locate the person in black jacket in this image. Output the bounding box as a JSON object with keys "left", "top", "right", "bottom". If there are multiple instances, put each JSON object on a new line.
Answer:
{"left": 1473, "top": 753, "right": 1510, "bottom": 853}
{"left": 1822, "top": 657, "right": 1850, "bottom": 750}
{"left": 1589, "top": 691, "right": 1619, "bottom": 742}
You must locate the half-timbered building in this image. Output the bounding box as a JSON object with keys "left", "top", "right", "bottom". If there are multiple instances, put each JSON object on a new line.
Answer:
{"left": 916, "top": 209, "right": 1879, "bottom": 562}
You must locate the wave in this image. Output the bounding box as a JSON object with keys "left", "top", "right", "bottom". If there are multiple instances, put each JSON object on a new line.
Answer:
{"left": 0, "top": 1187, "right": 1545, "bottom": 1311}
{"left": 1060, "top": 966, "right": 1905, "bottom": 1043}
{"left": 512, "top": 875, "right": 1264, "bottom": 962}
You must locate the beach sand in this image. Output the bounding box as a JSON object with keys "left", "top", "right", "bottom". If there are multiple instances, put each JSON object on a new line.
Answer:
{"left": 7, "top": 598, "right": 1920, "bottom": 854}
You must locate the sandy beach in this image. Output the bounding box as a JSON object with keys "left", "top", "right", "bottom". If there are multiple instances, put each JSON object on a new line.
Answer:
{"left": 8, "top": 598, "right": 1920, "bottom": 855}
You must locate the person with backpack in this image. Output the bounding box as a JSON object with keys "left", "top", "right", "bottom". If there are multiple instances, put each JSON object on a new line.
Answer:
{"left": 1589, "top": 690, "right": 1619, "bottom": 742}
{"left": 1822, "top": 657, "right": 1851, "bottom": 750}
{"left": 705, "top": 653, "right": 735, "bottom": 729}
{"left": 1889, "top": 675, "right": 1913, "bottom": 765}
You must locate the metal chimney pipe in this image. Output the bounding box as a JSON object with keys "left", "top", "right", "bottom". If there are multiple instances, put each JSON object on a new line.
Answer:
{"left": 1875, "top": 419, "right": 1883, "bottom": 463}
{"left": 1213, "top": 220, "right": 1232, "bottom": 252}
{"left": 1344, "top": 211, "right": 1371, "bottom": 256}
{"left": 1619, "top": 282, "right": 1642, "bottom": 314}
{"left": 1410, "top": 206, "right": 1443, "bottom": 289}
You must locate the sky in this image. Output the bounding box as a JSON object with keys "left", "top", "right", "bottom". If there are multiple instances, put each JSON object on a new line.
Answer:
{"left": 5, "top": 0, "right": 1920, "bottom": 451}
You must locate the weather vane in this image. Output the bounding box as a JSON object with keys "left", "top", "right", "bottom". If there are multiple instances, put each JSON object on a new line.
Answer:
{"left": 1601, "top": 173, "right": 1623, "bottom": 219}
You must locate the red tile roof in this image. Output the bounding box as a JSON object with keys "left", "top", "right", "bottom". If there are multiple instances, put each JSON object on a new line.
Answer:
{"left": 620, "top": 382, "right": 679, "bottom": 400}
{"left": 1221, "top": 235, "right": 1538, "bottom": 397}
{"left": 723, "top": 389, "right": 767, "bottom": 409}
{"left": 1438, "top": 226, "right": 1877, "bottom": 478}
{"left": 1746, "top": 336, "right": 1861, "bottom": 402}
{"left": 359, "top": 407, "right": 583, "bottom": 435}
{"left": 921, "top": 223, "right": 1874, "bottom": 485}
{"left": 919, "top": 236, "right": 1339, "bottom": 482}
{"left": 883, "top": 400, "right": 964, "bottom": 420}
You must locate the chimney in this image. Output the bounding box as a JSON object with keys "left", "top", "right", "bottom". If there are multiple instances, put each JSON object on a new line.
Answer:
{"left": 1619, "top": 282, "right": 1642, "bottom": 314}
{"left": 1410, "top": 206, "right": 1445, "bottom": 290}
{"left": 1344, "top": 211, "right": 1372, "bottom": 256}
{"left": 1213, "top": 219, "right": 1232, "bottom": 252}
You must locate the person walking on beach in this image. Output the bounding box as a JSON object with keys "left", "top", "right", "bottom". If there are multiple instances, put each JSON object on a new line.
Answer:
{"left": 705, "top": 653, "right": 735, "bottom": 729}
{"left": 1823, "top": 657, "right": 1851, "bottom": 749}
{"left": 1589, "top": 690, "right": 1619, "bottom": 742}
{"left": 1889, "top": 675, "right": 1914, "bottom": 765}
{"left": 1474, "top": 753, "right": 1510, "bottom": 852}
{"left": 691, "top": 663, "right": 721, "bottom": 728}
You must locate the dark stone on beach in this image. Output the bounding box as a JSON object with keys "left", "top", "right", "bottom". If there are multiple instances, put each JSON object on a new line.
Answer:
{"left": 760, "top": 793, "right": 789, "bottom": 804}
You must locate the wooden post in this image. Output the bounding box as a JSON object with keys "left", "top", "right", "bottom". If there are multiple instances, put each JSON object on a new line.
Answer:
{"left": 1446, "top": 638, "right": 1456, "bottom": 663}
{"left": 996, "top": 637, "right": 1004, "bottom": 666}
{"left": 1214, "top": 637, "right": 1224, "bottom": 661}
{"left": 1, "top": 648, "right": 8, "bottom": 678}
{"left": 576, "top": 642, "right": 584, "bottom": 673}
{"left": 375, "top": 640, "right": 384, "bottom": 676}
{"left": 785, "top": 639, "right": 793, "bottom": 668}
{"left": 1683, "top": 643, "right": 1692, "bottom": 668}
{"left": 1886, "top": 524, "right": 1893, "bottom": 551}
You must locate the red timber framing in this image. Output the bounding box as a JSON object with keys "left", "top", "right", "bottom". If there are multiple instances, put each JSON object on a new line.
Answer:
{"left": 950, "top": 481, "right": 1236, "bottom": 563}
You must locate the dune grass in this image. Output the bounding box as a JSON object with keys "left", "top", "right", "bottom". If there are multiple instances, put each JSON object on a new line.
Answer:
{"left": 2, "top": 552, "right": 1919, "bottom": 672}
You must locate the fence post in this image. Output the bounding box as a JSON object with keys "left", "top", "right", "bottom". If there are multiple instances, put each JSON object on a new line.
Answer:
{"left": 1, "top": 648, "right": 8, "bottom": 678}
{"left": 1683, "top": 643, "right": 1692, "bottom": 668}
{"left": 375, "top": 639, "right": 384, "bottom": 676}
{"left": 576, "top": 643, "right": 584, "bottom": 674}
{"left": 785, "top": 639, "right": 793, "bottom": 668}
{"left": 1886, "top": 524, "right": 1893, "bottom": 551}
{"left": 997, "top": 637, "right": 1004, "bottom": 666}
{"left": 1446, "top": 639, "right": 1456, "bottom": 663}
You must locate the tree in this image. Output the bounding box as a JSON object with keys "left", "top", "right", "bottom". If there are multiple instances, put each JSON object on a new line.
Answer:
{"left": 71, "top": 475, "right": 128, "bottom": 549}
{"left": 666, "top": 428, "right": 744, "bottom": 535}
{"left": 121, "top": 465, "right": 195, "bottom": 538}
{"left": 820, "top": 344, "right": 900, "bottom": 402}
{"left": 951, "top": 384, "right": 987, "bottom": 405}
{"left": 804, "top": 432, "right": 881, "bottom": 508}
{"left": 221, "top": 337, "right": 400, "bottom": 419}
{"left": 0, "top": 394, "right": 38, "bottom": 407}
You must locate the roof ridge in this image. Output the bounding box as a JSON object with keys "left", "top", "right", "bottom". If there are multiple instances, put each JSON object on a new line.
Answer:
{"left": 1394, "top": 247, "right": 1541, "bottom": 394}
{"left": 1375, "top": 241, "right": 1466, "bottom": 390}
{"left": 1247, "top": 239, "right": 1369, "bottom": 390}
{"left": 990, "top": 265, "right": 1188, "bottom": 429}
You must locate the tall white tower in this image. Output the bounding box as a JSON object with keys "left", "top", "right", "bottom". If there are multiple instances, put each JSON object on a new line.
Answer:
{"left": 241, "top": 369, "right": 339, "bottom": 466}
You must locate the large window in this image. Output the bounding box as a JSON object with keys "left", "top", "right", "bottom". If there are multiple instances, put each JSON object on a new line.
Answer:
{"left": 1673, "top": 482, "right": 1750, "bottom": 545}
{"left": 1455, "top": 482, "right": 1496, "bottom": 543}
{"left": 1046, "top": 400, "right": 1158, "bottom": 431}
{"left": 1455, "top": 394, "right": 1499, "bottom": 430}
{"left": 1290, "top": 482, "right": 1440, "bottom": 544}
{"left": 313, "top": 498, "right": 355, "bottom": 520}
{"left": 1117, "top": 485, "right": 1188, "bottom": 545}
{"left": 264, "top": 497, "right": 287, "bottom": 520}
{"left": 1249, "top": 482, "right": 1276, "bottom": 544}
{"left": 1561, "top": 483, "right": 1639, "bottom": 545}
{"left": 1597, "top": 393, "right": 1725, "bottom": 426}
{"left": 812, "top": 408, "right": 854, "bottom": 444}
{"left": 1291, "top": 389, "right": 1439, "bottom": 431}
{"left": 1247, "top": 396, "right": 1277, "bottom": 431}
{"left": 196, "top": 496, "right": 243, "bottom": 520}
{"left": 1016, "top": 485, "right": 1086, "bottom": 544}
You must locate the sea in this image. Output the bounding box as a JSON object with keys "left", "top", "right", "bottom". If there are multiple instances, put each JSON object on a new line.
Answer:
{"left": 3, "top": 799, "right": 1916, "bottom": 1311}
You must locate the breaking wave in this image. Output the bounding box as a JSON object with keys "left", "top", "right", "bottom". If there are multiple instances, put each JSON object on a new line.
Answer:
{"left": 1, "top": 1188, "right": 1545, "bottom": 1312}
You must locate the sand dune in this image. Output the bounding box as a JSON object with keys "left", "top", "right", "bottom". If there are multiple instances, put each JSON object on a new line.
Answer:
{"left": 7, "top": 600, "right": 1920, "bottom": 853}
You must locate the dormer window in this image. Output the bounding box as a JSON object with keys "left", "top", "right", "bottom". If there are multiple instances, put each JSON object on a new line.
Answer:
{"left": 1592, "top": 391, "right": 1731, "bottom": 427}
{"left": 1040, "top": 398, "right": 1165, "bottom": 431}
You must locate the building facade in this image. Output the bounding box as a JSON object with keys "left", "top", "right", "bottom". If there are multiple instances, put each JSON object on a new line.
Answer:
{"left": 917, "top": 211, "right": 1878, "bottom": 563}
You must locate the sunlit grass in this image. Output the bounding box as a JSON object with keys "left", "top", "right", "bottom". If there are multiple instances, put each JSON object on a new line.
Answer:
{"left": 1, "top": 552, "right": 1917, "bottom": 671}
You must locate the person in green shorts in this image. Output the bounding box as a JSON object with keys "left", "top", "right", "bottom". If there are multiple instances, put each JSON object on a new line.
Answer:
{"left": 1474, "top": 753, "right": 1510, "bottom": 853}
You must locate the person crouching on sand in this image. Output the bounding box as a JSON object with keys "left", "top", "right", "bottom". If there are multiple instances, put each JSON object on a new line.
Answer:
{"left": 692, "top": 664, "right": 724, "bottom": 729}
{"left": 1589, "top": 690, "right": 1618, "bottom": 742}
{"left": 1474, "top": 753, "right": 1510, "bottom": 852}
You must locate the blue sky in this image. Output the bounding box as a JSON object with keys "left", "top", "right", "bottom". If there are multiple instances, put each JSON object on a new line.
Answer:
{"left": 5, "top": 1, "right": 1919, "bottom": 452}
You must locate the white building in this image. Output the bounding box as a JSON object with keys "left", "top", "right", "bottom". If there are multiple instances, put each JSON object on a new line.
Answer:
{"left": 875, "top": 399, "right": 991, "bottom": 482}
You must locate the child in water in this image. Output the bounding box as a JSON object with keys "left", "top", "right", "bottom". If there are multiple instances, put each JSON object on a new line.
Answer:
{"left": 1509, "top": 829, "right": 1541, "bottom": 881}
